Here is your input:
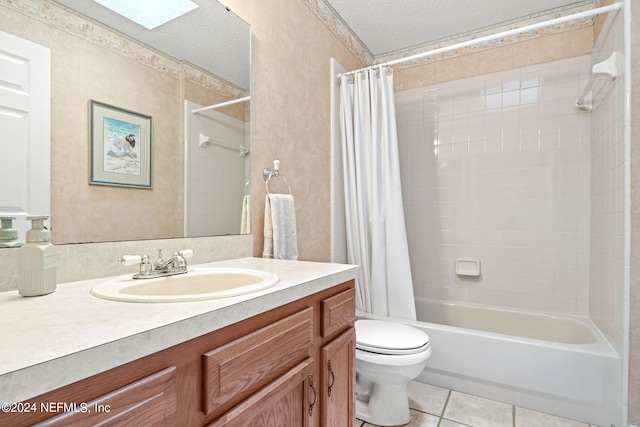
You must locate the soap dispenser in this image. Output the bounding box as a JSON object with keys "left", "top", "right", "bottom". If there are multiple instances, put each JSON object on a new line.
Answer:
{"left": 18, "top": 215, "right": 57, "bottom": 296}
{"left": 0, "top": 216, "right": 23, "bottom": 248}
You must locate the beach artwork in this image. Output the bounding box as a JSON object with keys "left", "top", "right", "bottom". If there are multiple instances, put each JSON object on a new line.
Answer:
{"left": 89, "top": 100, "right": 152, "bottom": 188}
{"left": 103, "top": 117, "right": 141, "bottom": 176}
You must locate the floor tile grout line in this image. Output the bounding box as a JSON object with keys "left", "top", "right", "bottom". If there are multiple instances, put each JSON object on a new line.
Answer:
{"left": 441, "top": 388, "right": 452, "bottom": 417}
{"left": 359, "top": 382, "right": 593, "bottom": 427}
{"left": 436, "top": 389, "right": 453, "bottom": 427}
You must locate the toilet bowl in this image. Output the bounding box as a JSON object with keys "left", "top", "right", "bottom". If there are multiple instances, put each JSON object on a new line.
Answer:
{"left": 355, "top": 319, "right": 431, "bottom": 426}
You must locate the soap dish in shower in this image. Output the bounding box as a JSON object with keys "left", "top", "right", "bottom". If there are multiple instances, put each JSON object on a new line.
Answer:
{"left": 456, "top": 259, "right": 480, "bottom": 277}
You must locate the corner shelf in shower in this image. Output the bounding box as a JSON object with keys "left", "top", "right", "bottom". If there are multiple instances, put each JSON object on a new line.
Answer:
{"left": 575, "top": 51, "right": 622, "bottom": 112}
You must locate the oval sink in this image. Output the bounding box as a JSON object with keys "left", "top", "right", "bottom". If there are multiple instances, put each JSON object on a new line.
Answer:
{"left": 90, "top": 268, "right": 280, "bottom": 302}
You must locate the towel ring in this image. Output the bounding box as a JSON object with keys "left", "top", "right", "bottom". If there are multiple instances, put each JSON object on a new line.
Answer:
{"left": 265, "top": 174, "right": 291, "bottom": 194}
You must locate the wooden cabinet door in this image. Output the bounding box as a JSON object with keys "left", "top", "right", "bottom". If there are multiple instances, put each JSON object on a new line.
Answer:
{"left": 33, "top": 367, "right": 177, "bottom": 427}
{"left": 202, "top": 308, "right": 313, "bottom": 417}
{"left": 320, "top": 327, "right": 356, "bottom": 427}
{"left": 207, "top": 358, "right": 314, "bottom": 427}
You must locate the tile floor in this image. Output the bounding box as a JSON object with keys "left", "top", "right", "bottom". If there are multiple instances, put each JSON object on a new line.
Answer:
{"left": 356, "top": 381, "right": 598, "bottom": 427}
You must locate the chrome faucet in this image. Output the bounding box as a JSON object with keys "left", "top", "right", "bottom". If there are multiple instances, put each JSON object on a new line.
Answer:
{"left": 118, "top": 249, "right": 194, "bottom": 279}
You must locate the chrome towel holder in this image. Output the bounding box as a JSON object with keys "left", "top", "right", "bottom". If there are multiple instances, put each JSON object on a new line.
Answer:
{"left": 263, "top": 158, "right": 291, "bottom": 194}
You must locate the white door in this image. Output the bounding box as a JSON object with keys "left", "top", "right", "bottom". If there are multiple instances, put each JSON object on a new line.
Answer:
{"left": 0, "top": 30, "right": 50, "bottom": 238}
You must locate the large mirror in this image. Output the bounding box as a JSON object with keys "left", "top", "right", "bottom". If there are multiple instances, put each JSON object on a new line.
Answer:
{"left": 0, "top": 0, "right": 250, "bottom": 244}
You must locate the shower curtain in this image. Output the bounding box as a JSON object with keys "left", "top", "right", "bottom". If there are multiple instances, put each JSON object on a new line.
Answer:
{"left": 339, "top": 65, "right": 416, "bottom": 320}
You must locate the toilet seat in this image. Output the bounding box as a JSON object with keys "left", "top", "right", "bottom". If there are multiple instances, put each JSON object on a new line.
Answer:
{"left": 355, "top": 319, "right": 433, "bottom": 426}
{"left": 356, "top": 319, "right": 430, "bottom": 355}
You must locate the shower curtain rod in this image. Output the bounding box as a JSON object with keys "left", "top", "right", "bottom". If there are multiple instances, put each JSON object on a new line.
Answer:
{"left": 338, "top": 2, "right": 622, "bottom": 77}
{"left": 191, "top": 95, "right": 251, "bottom": 114}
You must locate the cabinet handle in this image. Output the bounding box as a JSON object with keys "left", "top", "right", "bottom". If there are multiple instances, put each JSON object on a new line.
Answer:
{"left": 308, "top": 374, "right": 317, "bottom": 416}
{"left": 327, "top": 360, "right": 335, "bottom": 397}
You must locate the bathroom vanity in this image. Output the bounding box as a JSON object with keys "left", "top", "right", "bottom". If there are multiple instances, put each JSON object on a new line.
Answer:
{"left": 0, "top": 257, "right": 358, "bottom": 426}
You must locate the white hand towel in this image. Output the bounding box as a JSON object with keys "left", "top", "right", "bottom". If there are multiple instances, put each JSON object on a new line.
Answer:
{"left": 240, "top": 195, "right": 251, "bottom": 235}
{"left": 263, "top": 194, "right": 298, "bottom": 260}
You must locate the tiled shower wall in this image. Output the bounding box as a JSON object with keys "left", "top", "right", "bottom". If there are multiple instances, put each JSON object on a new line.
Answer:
{"left": 395, "top": 56, "right": 592, "bottom": 316}
{"left": 186, "top": 104, "right": 250, "bottom": 237}
{"left": 588, "top": 6, "right": 626, "bottom": 356}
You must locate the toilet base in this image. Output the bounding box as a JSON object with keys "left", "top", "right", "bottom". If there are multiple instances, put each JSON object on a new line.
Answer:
{"left": 355, "top": 382, "right": 411, "bottom": 426}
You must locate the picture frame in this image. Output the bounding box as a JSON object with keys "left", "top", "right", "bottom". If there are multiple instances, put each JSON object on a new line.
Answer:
{"left": 89, "top": 100, "right": 152, "bottom": 188}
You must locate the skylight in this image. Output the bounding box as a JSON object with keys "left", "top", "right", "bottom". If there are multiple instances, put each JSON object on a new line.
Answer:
{"left": 94, "top": 0, "right": 198, "bottom": 30}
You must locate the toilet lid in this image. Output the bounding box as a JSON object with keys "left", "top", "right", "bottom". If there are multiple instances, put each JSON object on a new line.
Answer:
{"left": 356, "top": 319, "right": 429, "bottom": 355}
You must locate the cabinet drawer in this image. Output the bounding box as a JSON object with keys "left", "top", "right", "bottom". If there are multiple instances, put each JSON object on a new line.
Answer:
{"left": 202, "top": 307, "right": 313, "bottom": 415}
{"left": 35, "top": 367, "right": 177, "bottom": 427}
{"left": 206, "top": 358, "right": 313, "bottom": 427}
{"left": 321, "top": 288, "right": 356, "bottom": 338}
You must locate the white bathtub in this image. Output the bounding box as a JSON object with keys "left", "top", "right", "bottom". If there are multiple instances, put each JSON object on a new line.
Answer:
{"left": 359, "top": 298, "right": 621, "bottom": 426}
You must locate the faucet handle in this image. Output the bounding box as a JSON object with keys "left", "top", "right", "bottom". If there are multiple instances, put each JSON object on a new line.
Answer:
{"left": 118, "top": 255, "right": 142, "bottom": 266}
{"left": 177, "top": 249, "right": 193, "bottom": 259}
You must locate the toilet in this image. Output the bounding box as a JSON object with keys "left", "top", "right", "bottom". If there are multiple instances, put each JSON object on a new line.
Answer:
{"left": 355, "top": 319, "right": 432, "bottom": 426}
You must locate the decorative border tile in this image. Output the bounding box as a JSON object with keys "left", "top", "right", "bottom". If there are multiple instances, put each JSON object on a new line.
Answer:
{"left": 2, "top": 0, "right": 597, "bottom": 92}
{"left": 379, "top": 4, "right": 595, "bottom": 70}
{"left": 1, "top": 0, "right": 246, "bottom": 98}
{"left": 181, "top": 62, "right": 247, "bottom": 98}
{"left": 301, "top": 0, "right": 596, "bottom": 71}
{"left": 299, "top": 0, "right": 374, "bottom": 66}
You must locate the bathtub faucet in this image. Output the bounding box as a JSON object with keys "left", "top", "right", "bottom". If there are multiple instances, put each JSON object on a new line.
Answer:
{"left": 118, "top": 249, "right": 194, "bottom": 279}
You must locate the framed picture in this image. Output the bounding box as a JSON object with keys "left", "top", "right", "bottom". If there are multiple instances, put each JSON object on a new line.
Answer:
{"left": 89, "top": 100, "right": 152, "bottom": 188}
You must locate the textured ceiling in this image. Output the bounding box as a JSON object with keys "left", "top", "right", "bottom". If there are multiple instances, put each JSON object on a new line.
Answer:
{"left": 54, "top": 0, "right": 250, "bottom": 90}
{"left": 52, "top": 0, "right": 595, "bottom": 90}
{"left": 325, "top": 0, "right": 594, "bottom": 58}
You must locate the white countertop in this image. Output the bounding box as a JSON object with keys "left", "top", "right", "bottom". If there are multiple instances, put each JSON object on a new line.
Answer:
{"left": 0, "top": 257, "right": 359, "bottom": 403}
